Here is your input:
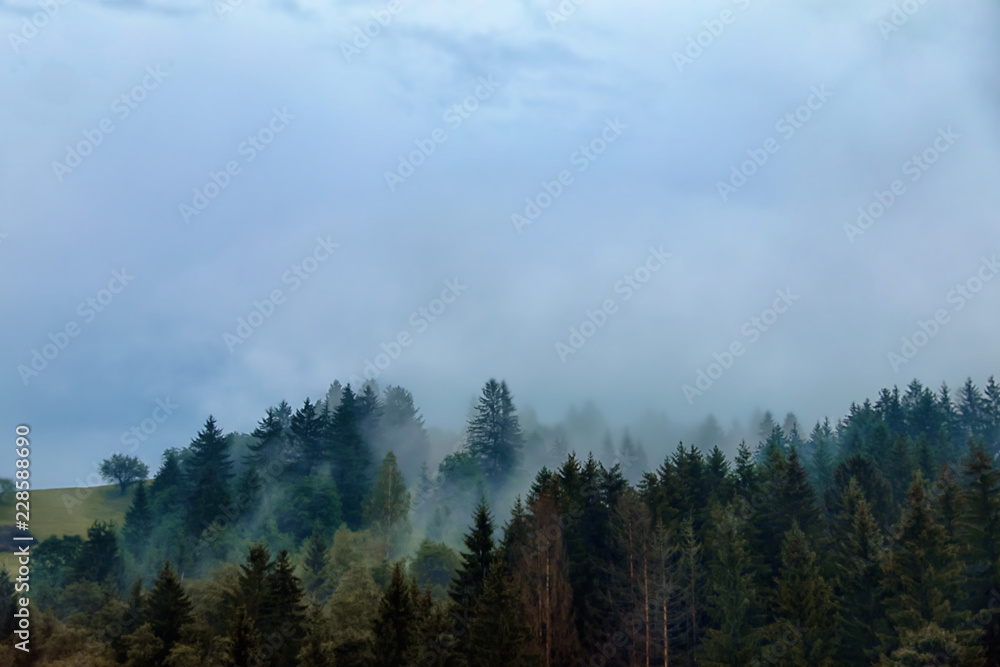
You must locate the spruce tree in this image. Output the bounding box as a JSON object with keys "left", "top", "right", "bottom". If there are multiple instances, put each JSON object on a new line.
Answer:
{"left": 184, "top": 416, "right": 234, "bottom": 535}
{"left": 291, "top": 398, "right": 326, "bottom": 474}
{"left": 231, "top": 543, "right": 274, "bottom": 627}
{"left": 879, "top": 474, "right": 977, "bottom": 662}
{"left": 227, "top": 605, "right": 261, "bottom": 666}
{"left": 701, "top": 505, "right": 762, "bottom": 666}
{"left": 263, "top": 550, "right": 306, "bottom": 667}
{"left": 303, "top": 523, "right": 330, "bottom": 597}
{"left": 467, "top": 552, "right": 531, "bottom": 667}
{"left": 767, "top": 522, "right": 837, "bottom": 666}
{"left": 145, "top": 561, "right": 193, "bottom": 661}
{"left": 449, "top": 500, "right": 495, "bottom": 610}
{"left": 466, "top": 378, "right": 525, "bottom": 485}
{"left": 329, "top": 385, "right": 374, "bottom": 529}
{"left": 123, "top": 482, "right": 153, "bottom": 557}
{"left": 247, "top": 407, "right": 286, "bottom": 468}
{"left": 371, "top": 562, "right": 418, "bottom": 667}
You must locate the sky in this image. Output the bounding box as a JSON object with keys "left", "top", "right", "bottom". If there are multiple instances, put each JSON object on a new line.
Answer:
{"left": 2, "top": 0, "right": 999, "bottom": 489}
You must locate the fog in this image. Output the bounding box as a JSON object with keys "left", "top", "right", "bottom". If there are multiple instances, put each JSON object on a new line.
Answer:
{"left": 2, "top": 0, "right": 999, "bottom": 488}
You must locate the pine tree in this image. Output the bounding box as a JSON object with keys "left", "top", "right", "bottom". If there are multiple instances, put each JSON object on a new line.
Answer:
{"left": 145, "top": 561, "right": 193, "bottom": 661}
{"left": 380, "top": 385, "right": 431, "bottom": 477}
{"left": 466, "top": 378, "right": 525, "bottom": 485}
{"left": 123, "top": 482, "right": 153, "bottom": 557}
{"left": 149, "top": 448, "right": 185, "bottom": 514}
{"left": 371, "top": 562, "right": 418, "bottom": 667}
{"left": 184, "top": 416, "right": 234, "bottom": 535}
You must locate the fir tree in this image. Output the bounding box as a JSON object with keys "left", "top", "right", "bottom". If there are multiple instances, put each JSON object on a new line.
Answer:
{"left": 448, "top": 500, "right": 495, "bottom": 610}
{"left": 145, "top": 561, "right": 193, "bottom": 661}
{"left": 123, "top": 482, "right": 152, "bottom": 557}
{"left": 329, "top": 385, "right": 374, "bottom": 529}
{"left": 466, "top": 378, "right": 525, "bottom": 485}
{"left": 767, "top": 522, "right": 838, "bottom": 666}
{"left": 184, "top": 416, "right": 234, "bottom": 535}
{"left": 467, "top": 553, "right": 532, "bottom": 667}
{"left": 371, "top": 562, "right": 418, "bottom": 667}
{"left": 291, "top": 398, "right": 326, "bottom": 474}
{"left": 263, "top": 550, "right": 306, "bottom": 667}
{"left": 227, "top": 605, "right": 261, "bottom": 666}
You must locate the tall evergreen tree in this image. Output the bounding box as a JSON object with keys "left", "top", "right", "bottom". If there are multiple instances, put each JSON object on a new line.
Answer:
{"left": 467, "top": 552, "right": 532, "bottom": 667}
{"left": 291, "top": 398, "right": 326, "bottom": 474}
{"left": 449, "top": 500, "right": 495, "bottom": 610}
{"left": 246, "top": 407, "right": 286, "bottom": 468}
{"left": 123, "top": 482, "right": 153, "bottom": 557}
{"left": 227, "top": 605, "right": 261, "bottom": 666}
{"left": 879, "top": 474, "right": 978, "bottom": 663}
{"left": 466, "top": 378, "right": 525, "bottom": 485}
{"left": 329, "top": 385, "right": 374, "bottom": 529}
{"left": 263, "top": 550, "right": 307, "bottom": 667}
{"left": 766, "top": 522, "right": 838, "bottom": 666}
{"left": 371, "top": 562, "right": 418, "bottom": 667}
{"left": 184, "top": 416, "right": 234, "bottom": 535}
{"left": 145, "top": 561, "right": 193, "bottom": 662}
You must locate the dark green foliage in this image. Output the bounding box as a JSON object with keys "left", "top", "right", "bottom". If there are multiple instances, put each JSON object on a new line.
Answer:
{"left": 372, "top": 562, "right": 418, "bottom": 667}
{"left": 73, "top": 520, "right": 124, "bottom": 587}
{"left": 263, "top": 550, "right": 306, "bottom": 666}
{"left": 145, "top": 561, "right": 193, "bottom": 660}
{"left": 99, "top": 453, "right": 150, "bottom": 495}
{"left": 123, "top": 482, "right": 152, "bottom": 556}
{"left": 411, "top": 539, "right": 461, "bottom": 599}
{"left": 227, "top": 605, "right": 261, "bottom": 666}
{"left": 448, "top": 500, "right": 495, "bottom": 636}
{"left": 329, "top": 385, "right": 374, "bottom": 529}
{"left": 466, "top": 378, "right": 524, "bottom": 485}
{"left": 277, "top": 473, "right": 342, "bottom": 541}
{"left": 184, "top": 416, "right": 234, "bottom": 536}
{"left": 291, "top": 398, "right": 326, "bottom": 475}
{"left": 466, "top": 553, "right": 532, "bottom": 667}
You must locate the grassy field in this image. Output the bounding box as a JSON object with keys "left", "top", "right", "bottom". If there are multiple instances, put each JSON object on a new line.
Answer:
{"left": 0, "top": 484, "right": 135, "bottom": 573}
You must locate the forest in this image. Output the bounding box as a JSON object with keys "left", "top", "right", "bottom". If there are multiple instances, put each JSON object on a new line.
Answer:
{"left": 3, "top": 375, "right": 1000, "bottom": 666}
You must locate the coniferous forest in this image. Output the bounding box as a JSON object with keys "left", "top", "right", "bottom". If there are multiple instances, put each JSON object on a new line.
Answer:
{"left": 4, "top": 376, "right": 1000, "bottom": 666}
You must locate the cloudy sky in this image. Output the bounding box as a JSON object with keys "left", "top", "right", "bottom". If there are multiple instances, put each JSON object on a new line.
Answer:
{"left": 2, "top": 0, "right": 999, "bottom": 488}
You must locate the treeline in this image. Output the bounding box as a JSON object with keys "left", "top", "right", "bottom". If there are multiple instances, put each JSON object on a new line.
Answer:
{"left": 2, "top": 375, "right": 1000, "bottom": 665}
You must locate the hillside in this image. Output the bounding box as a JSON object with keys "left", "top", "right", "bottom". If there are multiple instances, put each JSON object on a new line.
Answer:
{"left": 0, "top": 483, "right": 134, "bottom": 572}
